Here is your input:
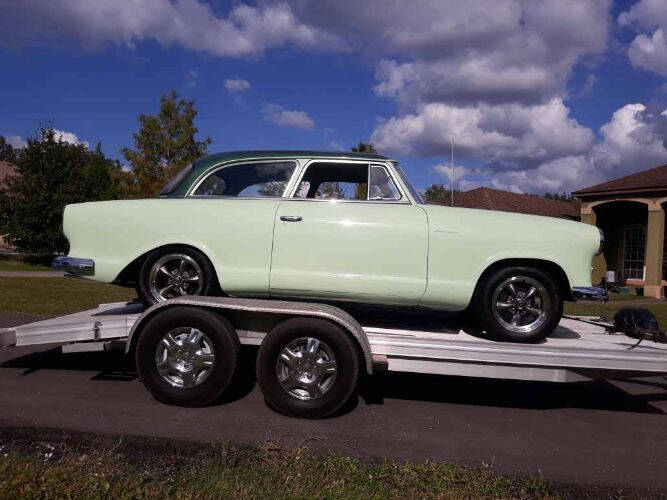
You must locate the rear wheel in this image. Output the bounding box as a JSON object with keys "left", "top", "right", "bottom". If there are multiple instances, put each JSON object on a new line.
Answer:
{"left": 472, "top": 267, "right": 562, "bottom": 343}
{"left": 256, "top": 317, "right": 360, "bottom": 419}
{"left": 138, "top": 246, "right": 218, "bottom": 306}
{"left": 135, "top": 306, "right": 239, "bottom": 406}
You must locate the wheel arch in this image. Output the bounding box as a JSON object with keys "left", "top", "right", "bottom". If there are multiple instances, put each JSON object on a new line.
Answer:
{"left": 113, "top": 243, "right": 222, "bottom": 291}
{"left": 473, "top": 258, "right": 573, "bottom": 302}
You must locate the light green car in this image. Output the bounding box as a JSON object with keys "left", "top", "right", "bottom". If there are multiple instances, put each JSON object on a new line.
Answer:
{"left": 54, "top": 151, "right": 605, "bottom": 343}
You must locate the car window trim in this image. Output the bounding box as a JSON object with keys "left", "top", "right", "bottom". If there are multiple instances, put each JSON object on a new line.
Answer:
{"left": 186, "top": 159, "right": 300, "bottom": 198}
{"left": 288, "top": 159, "right": 410, "bottom": 205}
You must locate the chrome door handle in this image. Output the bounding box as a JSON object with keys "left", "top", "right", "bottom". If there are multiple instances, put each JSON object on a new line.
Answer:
{"left": 280, "top": 215, "right": 302, "bottom": 222}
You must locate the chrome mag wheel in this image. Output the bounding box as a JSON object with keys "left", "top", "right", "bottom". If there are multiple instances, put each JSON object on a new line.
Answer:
{"left": 491, "top": 276, "right": 550, "bottom": 334}
{"left": 155, "top": 327, "right": 215, "bottom": 388}
{"left": 276, "top": 337, "right": 338, "bottom": 401}
{"left": 148, "top": 253, "right": 204, "bottom": 302}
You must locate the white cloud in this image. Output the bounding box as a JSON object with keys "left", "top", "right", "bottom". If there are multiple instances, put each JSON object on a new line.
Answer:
{"left": 3, "top": 135, "right": 26, "bottom": 148}
{"left": 429, "top": 104, "right": 667, "bottom": 194}
{"left": 0, "top": 1, "right": 345, "bottom": 57}
{"left": 53, "top": 129, "right": 89, "bottom": 148}
{"left": 184, "top": 69, "right": 200, "bottom": 88}
{"left": 292, "top": 0, "right": 617, "bottom": 194}
{"left": 225, "top": 78, "right": 251, "bottom": 92}
{"left": 263, "top": 104, "right": 315, "bottom": 130}
{"left": 371, "top": 98, "right": 593, "bottom": 168}
{"left": 619, "top": 0, "right": 667, "bottom": 76}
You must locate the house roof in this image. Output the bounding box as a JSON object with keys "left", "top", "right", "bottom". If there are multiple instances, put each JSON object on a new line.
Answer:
{"left": 573, "top": 163, "right": 667, "bottom": 196}
{"left": 447, "top": 187, "right": 580, "bottom": 220}
{"left": 0, "top": 161, "right": 17, "bottom": 187}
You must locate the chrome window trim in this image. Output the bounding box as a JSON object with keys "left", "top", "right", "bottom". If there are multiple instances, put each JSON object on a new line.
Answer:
{"left": 186, "top": 158, "right": 300, "bottom": 198}
{"left": 287, "top": 158, "right": 411, "bottom": 205}
{"left": 369, "top": 164, "right": 402, "bottom": 201}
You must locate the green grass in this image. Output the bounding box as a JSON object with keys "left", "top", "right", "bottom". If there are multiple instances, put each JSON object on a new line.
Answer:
{"left": 0, "top": 260, "right": 52, "bottom": 272}
{"left": 0, "top": 277, "right": 136, "bottom": 317}
{"left": 0, "top": 433, "right": 556, "bottom": 499}
{"left": 564, "top": 293, "right": 667, "bottom": 330}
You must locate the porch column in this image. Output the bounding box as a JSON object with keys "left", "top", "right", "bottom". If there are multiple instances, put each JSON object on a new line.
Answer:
{"left": 581, "top": 202, "right": 605, "bottom": 284}
{"left": 645, "top": 204, "right": 665, "bottom": 298}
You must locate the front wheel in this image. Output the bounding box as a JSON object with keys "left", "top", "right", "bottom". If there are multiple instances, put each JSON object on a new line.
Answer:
{"left": 471, "top": 267, "right": 562, "bottom": 343}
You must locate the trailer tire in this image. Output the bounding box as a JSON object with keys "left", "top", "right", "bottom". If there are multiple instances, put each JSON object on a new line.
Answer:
{"left": 256, "top": 317, "right": 359, "bottom": 419}
{"left": 135, "top": 306, "right": 239, "bottom": 406}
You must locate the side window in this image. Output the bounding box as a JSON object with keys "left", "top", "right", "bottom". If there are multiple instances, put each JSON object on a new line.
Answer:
{"left": 369, "top": 165, "right": 401, "bottom": 200}
{"left": 192, "top": 161, "right": 296, "bottom": 197}
{"left": 294, "top": 163, "right": 368, "bottom": 200}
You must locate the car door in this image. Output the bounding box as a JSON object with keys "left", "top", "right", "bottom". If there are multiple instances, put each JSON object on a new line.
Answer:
{"left": 270, "top": 160, "right": 428, "bottom": 305}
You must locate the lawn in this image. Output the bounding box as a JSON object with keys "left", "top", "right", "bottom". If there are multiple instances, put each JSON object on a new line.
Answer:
{"left": 0, "top": 277, "right": 136, "bottom": 317}
{"left": 1, "top": 276, "right": 665, "bottom": 329}
{"left": 564, "top": 293, "right": 667, "bottom": 330}
{"left": 0, "top": 260, "right": 53, "bottom": 272}
{"left": 0, "top": 430, "right": 560, "bottom": 499}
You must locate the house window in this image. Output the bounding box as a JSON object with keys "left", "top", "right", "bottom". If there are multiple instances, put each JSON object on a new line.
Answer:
{"left": 623, "top": 225, "right": 646, "bottom": 280}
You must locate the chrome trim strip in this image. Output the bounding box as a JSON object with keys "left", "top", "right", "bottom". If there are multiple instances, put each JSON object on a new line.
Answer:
{"left": 52, "top": 256, "right": 95, "bottom": 276}
{"left": 572, "top": 286, "right": 608, "bottom": 302}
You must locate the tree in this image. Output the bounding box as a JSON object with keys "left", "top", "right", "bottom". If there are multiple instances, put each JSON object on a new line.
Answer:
{"left": 543, "top": 192, "right": 575, "bottom": 202}
{"left": 351, "top": 143, "right": 375, "bottom": 198}
{"left": 122, "top": 90, "right": 212, "bottom": 198}
{"left": 422, "top": 183, "right": 460, "bottom": 205}
{"left": 352, "top": 142, "right": 377, "bottom": 154}
{"left": 0, "top": 129, "right": 121, "bottom": 255}
{"left": 0, "top": 136, "right": 17, "bottom": 163}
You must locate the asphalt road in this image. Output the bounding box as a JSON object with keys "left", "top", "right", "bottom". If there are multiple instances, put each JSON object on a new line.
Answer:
{"left": 1, "top": 315, "right": 666, "bottom": 493}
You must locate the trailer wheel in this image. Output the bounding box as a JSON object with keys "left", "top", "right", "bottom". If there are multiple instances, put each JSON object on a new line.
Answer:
{"left": 256, "top": 317, "right": 359, "bottom": 419}
{"left": 135, "top": 306, "right": 239, "bottom": 406}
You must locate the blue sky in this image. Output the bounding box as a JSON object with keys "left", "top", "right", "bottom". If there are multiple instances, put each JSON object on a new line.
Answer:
{"left": 2, "top": 0, "right": 667, "bottom": 194}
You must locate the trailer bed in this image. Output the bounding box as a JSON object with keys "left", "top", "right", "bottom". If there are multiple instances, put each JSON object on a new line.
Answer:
{"left": 2, "top": 301, "right": 666, "bottom": 382}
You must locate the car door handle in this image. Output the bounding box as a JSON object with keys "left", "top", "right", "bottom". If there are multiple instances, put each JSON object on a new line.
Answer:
{"left": 280, "top": 215, "right": 302, "bottom": 222}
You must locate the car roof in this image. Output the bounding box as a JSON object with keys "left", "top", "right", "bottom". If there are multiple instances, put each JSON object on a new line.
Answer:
{"left": 166, "top": 150, "right": 392, "bottom": 197}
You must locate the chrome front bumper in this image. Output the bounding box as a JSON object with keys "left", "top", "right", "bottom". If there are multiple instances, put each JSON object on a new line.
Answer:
{"left": 572, "top": 286, "right": 608, "bottom": 302}
{"left": 52, "top": 256, "right": 95, "bottom": 276}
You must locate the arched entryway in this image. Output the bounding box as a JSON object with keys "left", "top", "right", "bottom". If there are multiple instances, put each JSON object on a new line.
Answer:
{"left": 590, "top": 200, "right": 649, "bottom": 285}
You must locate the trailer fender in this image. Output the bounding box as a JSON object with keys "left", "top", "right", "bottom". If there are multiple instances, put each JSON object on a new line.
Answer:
{"left": 125, "top": 296, "right": 374, "bottom": 374}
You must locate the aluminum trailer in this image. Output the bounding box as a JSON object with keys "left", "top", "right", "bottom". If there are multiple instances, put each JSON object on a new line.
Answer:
{"left": 1, "top": 297, "right": 666, "bottom": 418}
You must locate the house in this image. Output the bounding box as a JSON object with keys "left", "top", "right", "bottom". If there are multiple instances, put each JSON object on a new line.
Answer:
{"left": 573, "top": 164, "right": 667, "bottom": 298}
{"left": 448, "top": 187, "right": 580, "bottom": 220}
{"left": 0, "top": 161, "right": 17, "bottom": 249}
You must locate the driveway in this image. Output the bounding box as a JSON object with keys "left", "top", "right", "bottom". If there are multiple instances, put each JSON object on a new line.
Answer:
{"left": 0, "top": 314, "right": 666, "bottom": 493}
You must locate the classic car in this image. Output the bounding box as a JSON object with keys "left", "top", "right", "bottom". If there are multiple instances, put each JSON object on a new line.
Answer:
{"left": 53, "top": 151, "right": 605, "bottom": 343}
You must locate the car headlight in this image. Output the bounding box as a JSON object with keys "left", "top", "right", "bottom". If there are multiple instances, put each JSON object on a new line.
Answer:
{"left": 596, "top": 227, "right": 604, "bottom": 255}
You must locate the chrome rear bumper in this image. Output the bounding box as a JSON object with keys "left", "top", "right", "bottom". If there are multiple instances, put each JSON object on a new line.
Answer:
{"left": 572, "top": 286, "right": 608, "bottom": 302}
{"left": 52, "top": 256, "right": 95, "bottom": 276}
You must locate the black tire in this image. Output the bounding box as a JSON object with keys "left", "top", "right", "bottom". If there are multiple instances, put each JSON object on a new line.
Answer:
{"left": 256, "top": 317, "right": 360, "bottom": 419}
{"left": 472, "top": 266, "right": 562, "bottom": 343}
{"left": 135, "top": 306, "right": 239, "bottom": 406}
{"left": 138, "top": 246, "right": 219, "bottom": 307}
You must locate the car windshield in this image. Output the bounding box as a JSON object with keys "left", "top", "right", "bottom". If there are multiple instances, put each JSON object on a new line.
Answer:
{"left": 393, "top": 162, "right": 424, "bottom": 204}
{"left": 160, "top": 163, "right": 193, "bottom": 196}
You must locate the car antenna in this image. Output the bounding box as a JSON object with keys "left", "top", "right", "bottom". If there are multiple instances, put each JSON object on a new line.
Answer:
{"left": 450, "top": 137, "right": 454, "bottom": 207}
